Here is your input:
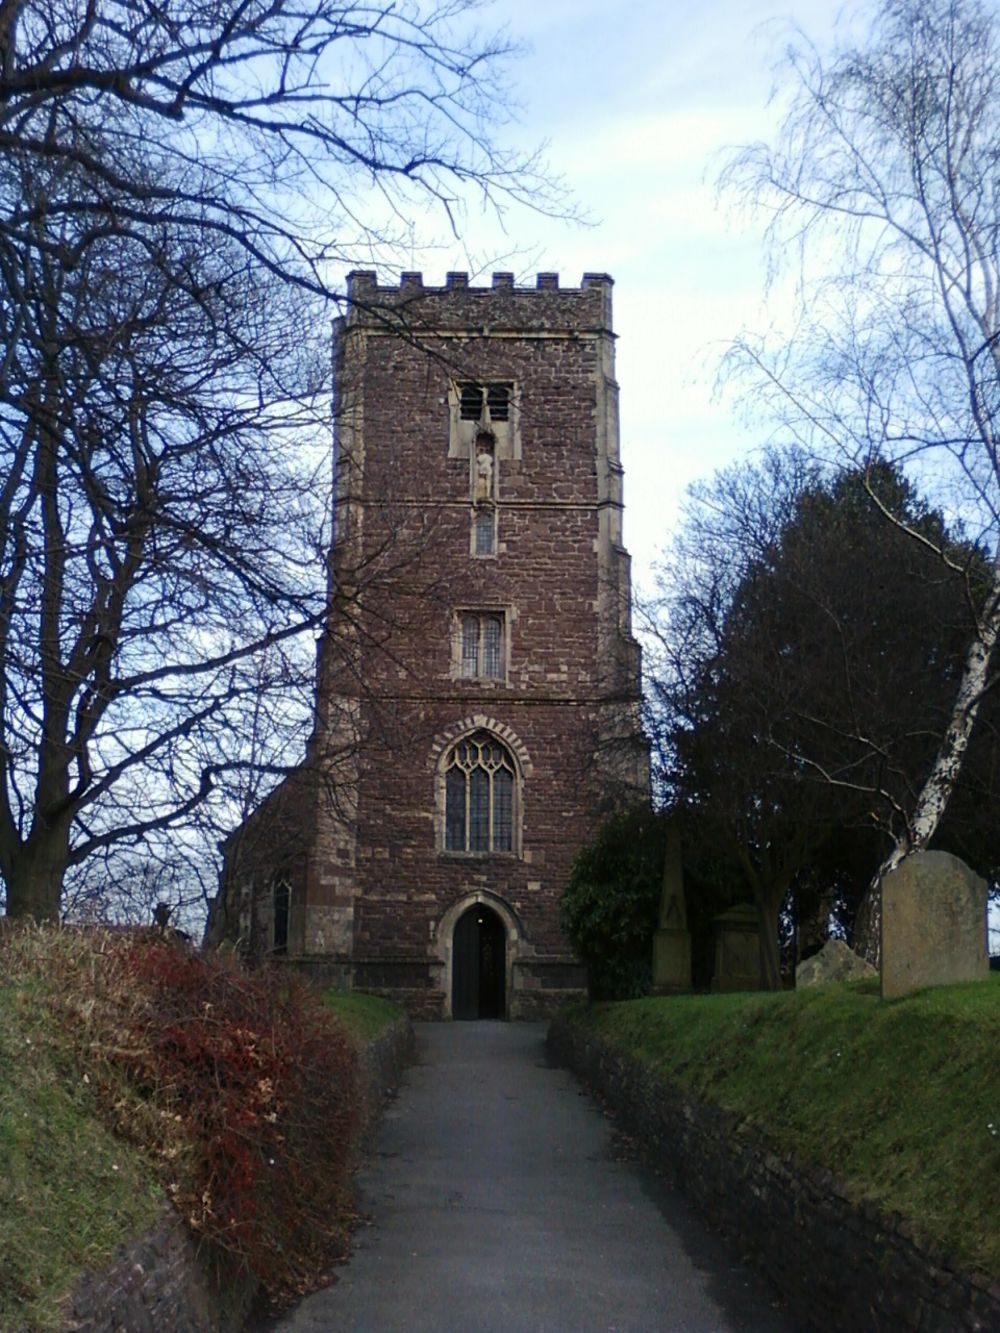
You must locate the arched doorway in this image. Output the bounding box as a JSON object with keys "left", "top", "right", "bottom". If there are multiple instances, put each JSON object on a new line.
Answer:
{"left": 452, "top": 903, "right": 506, "bottom": 1020}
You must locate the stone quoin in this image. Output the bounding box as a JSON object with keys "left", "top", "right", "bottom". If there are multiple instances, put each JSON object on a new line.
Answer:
{"left": 209, "top": 271, "right": 649, "bottom": 1018}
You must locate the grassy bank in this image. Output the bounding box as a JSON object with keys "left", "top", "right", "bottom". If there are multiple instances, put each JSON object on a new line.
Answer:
{"left": 0, "top": 969, "right": 161, "bottom": 1331}
{"left": 322, "top": 990, "right": 404, "bottom": 1042}
{"left": 565, "top": 976, "right": 1000, "bottom": 1277}
{"left": 0, "top": 928, "right": 403, "bottom": 1331}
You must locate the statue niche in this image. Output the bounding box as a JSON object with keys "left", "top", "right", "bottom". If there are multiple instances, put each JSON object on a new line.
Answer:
{"left": 474, "top": 432, "right": 495, "bottom": 503}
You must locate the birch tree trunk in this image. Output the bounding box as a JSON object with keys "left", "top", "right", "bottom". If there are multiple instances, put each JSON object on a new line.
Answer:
{"left": 854, "top": 579, "right": 1000, "bottom": 965}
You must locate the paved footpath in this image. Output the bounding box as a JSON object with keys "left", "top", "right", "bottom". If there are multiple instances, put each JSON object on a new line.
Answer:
{"left": 273, "top": 1023, "right": 800, "bottom": 1333}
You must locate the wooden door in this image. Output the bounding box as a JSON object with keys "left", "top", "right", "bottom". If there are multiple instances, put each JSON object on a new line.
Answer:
{"left": 452, "top": 905, "right": 506, "bottom": 1019}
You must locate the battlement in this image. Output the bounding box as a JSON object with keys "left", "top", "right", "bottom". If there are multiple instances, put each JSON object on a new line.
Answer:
{"left": 342, "top": 270, "right": 614, "bottom": 334}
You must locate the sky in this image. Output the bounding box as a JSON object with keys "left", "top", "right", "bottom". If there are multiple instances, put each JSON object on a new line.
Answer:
{"left": 403, "top": 0, "right": 856, "bottom": 589}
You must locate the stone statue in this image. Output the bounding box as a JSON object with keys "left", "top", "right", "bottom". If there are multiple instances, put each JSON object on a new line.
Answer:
{"left": 474, "top": 439, "right": 494, "bottom": 501}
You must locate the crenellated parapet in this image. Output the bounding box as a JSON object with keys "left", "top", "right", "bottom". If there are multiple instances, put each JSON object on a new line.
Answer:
{"left": 341, "top": 270, "right": 615, "bottom": 336}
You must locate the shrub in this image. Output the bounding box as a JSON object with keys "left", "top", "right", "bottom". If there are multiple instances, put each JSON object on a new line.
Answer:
{"left": 110, "top": 940, "right": 360, "bottom": 1294}
{"left": 560, "top": 808, "right": 668, "bottom": 1000}
{"left": 3, "top": 926, "right": 361, "bottom": 1303}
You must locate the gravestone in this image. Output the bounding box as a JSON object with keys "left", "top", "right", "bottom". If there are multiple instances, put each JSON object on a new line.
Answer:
{"left": 711, "top": 902, "right": 761, "bottom": 992}
{"left": 881, "top": 850, "right": 988, "bottom": 999}
{"left": 796, "top": 938, "right": 877, "bottom": 988}
{"left": 651, "top": 821, "right": 692, "bottom": 994}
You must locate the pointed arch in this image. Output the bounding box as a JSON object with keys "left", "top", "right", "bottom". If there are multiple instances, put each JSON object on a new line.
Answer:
{"left": 427, "top": 714, "right": 533, "bottom": 776}
{"left": 430, "top": 719, "right": 529, "bottom": 856}
{"left": 434, "top": 890, "right": 524, "bottom": 1020}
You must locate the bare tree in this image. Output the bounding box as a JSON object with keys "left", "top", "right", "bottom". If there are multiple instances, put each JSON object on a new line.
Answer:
{"left": 0, "top": 2, "right": 556, "bottom": 290}
{"left": 0, "top": 3, "right": 558, "bottom": 920}
{"left": 723, "top": 0, "right": 1000, "bottom": 954}
{"left": 1, "top": 162, "right": 327, "bottom": 918}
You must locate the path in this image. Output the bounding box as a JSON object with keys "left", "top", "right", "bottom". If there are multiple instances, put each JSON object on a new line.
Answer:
{"left": 273, "top": 1023, "right": 799, "bottom": 1332}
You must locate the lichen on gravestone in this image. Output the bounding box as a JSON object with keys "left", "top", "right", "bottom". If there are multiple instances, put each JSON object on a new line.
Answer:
{"left": 880, "top": 850, "right": 988, "bottom": 999}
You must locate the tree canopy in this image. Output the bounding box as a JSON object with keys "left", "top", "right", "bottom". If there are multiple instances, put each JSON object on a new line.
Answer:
{"left": 722, "top": 0, "right": 1000, "bottom": 903}
{"left": 560, "top": 807, "right": 669, "bottom": 1001}
{"left": 0, "top": 2, "right": 553, "bottom": 292}
{"left": 647, "top": 450, "right": 999, "bottom": 986}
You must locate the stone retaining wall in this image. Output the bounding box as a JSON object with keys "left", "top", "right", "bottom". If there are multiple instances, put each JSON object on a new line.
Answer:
{"left": 65, "top": 1014, "right": 413, "bottom": 1332}
{"left": 355, "top": 1014, "right": 416, "bottom": 1148}
{"left": 547, "top": 1014, "right": 1000, "bottom": 1333}
{"left": 66, "top": 1213, "right": 254, "bottom": 1333}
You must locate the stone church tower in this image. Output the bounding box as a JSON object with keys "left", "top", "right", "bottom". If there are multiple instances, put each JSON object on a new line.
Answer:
{"left": 214, "top": 270, "right": 648, "bottom": 1018}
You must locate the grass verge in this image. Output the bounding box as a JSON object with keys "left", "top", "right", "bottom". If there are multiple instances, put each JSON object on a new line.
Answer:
{"left": 322, "top": 991, "right": 403, "bottom": 1043}
{"left": 565, "top": 975, "right": 1000, "bottom": 1277}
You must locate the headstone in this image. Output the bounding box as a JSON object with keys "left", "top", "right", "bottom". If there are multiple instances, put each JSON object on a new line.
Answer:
{"left": 796, "top": 938, "right": 877, "bottom": 988}
{"left": 881, "top": 850, "right": 988, "bottom": 999}
{"left": 651, "top": 822, "right": 691, "bottom": 994}
{"left": 796, "top": 883, "right": 836, "bottom": 961}
{"left": 711, "top": 902, "right": 761, "bottom": 992}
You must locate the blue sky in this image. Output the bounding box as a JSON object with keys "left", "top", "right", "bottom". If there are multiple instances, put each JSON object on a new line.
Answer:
{"left": 414, "top": 0, "right": 855, "bottom": 586}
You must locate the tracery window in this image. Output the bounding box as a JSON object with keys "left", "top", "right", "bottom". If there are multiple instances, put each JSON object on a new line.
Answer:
{"left": 444, "top": 731, "right": 516, "bottom": 853}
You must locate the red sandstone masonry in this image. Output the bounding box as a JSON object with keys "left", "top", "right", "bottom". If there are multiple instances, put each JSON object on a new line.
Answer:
{"left": 218, "top": 272, "right": 648, "bottom": 1018}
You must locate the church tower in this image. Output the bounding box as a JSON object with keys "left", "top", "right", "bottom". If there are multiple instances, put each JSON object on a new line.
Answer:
{"left": 217, "top": 270, "right": 648, "bottom": 1018}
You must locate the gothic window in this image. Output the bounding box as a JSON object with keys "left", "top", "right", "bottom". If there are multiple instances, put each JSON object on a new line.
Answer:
{"left": 444, "top": 731, "right": 516, "bottom": 853}
{"left": 459, "top": 612, "right": 505, "bottom": 679}
{"left": 271, "top": 878, "right": 290, "bottom": 954}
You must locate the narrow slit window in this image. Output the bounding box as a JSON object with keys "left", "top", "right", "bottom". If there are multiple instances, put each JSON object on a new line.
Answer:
{"left": 272, "top": 879, "right": 290, "bottom": 954}
{"left": 461, "top": 615, "right": 480, "bottom": 678}
{"left": 445, "top": 768, "right": 466, "bottom": 851}
{"left": 493, "top": 768, "right": 513, "bottom": 852}
{"left": 469, "top": 768, "right": 490, "bottom": 851}
{"left": 474, "top": 509, "right": 495, "bottom": 555}
{"left": 483, "top": 616, "right": 502, "bottom": 677}
{"left": 486, "top": 383, "right": 510, "bottom": 421}
{"left": 460, "top": 382, "right": 483, "bottom": 420}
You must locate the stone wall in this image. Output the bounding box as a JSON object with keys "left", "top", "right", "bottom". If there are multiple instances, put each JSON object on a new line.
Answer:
{"left": 354, "top": 1013, "right": 416, "bottom": 1148}
{"left": 212, "top": 270, "right": 651, "bottom": 1019}
{"left": 547, "top": 1014, "right": 1000, "bottom": 1333}
{"left": 213, "top": 269, "right": 649, "bottom": 1019}
{"left": 65, "top": 1211, "right": 255, "bottom": 1333}
{"left": 65, "top": 1015, "right": 413, "bottom": 1332}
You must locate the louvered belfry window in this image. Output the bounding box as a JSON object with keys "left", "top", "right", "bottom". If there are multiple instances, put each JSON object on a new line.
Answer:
{"left": 459, "top": 381, "right": 511, "bottom": 422}
{"left": 444, "top": 732, "right": 516, "bottom": 853}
